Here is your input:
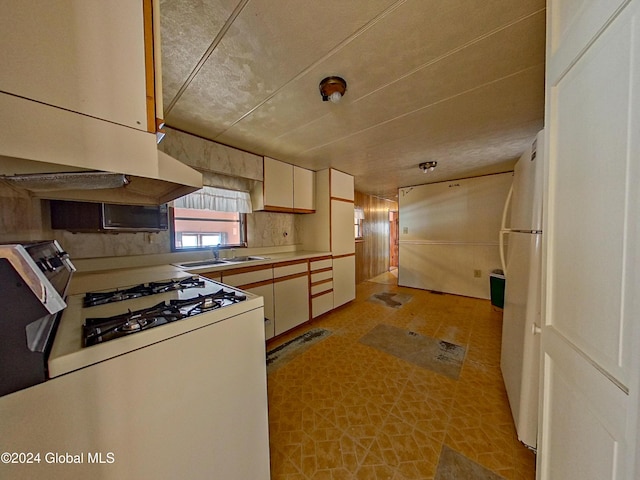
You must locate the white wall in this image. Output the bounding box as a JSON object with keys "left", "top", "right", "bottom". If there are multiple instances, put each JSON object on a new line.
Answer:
{"left": 398, "top": 172, "right": 512, "bottom": 299}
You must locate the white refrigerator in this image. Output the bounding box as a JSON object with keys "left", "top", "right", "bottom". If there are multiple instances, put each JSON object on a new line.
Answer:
{"left": 499, "top": 129, "right": 544, "bottom": 450}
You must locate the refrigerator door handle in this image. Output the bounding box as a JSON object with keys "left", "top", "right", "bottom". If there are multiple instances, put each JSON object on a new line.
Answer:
{"left": 499, "top": 184, "right": 514, "bottom": 276}
{"left": 501, "top": 184, "right": 514, "bottom": 232}
{"left": 499, "top": 229, "right": 509, "bottom": 275}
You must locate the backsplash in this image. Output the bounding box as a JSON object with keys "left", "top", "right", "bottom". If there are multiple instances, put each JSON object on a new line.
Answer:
{"left": 247, "top": 211, "right": 299, "bottom": 248}
{"left": 0, "top": 186, "right": 300, "bottom": 258}
{"left": 0, "top": 185, "right": 43, "bottom": 242}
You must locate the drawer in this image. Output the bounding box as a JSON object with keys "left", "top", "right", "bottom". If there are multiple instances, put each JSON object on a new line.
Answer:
{"left": 312, "top": 292, "right": 333, "bottom": 318}
{"left": 311, "top": 270, "right": 332, "bottom": 283}
{"left": 222, "top": 265, "right": 273, "bottom": 287}
{"left": 310, "top": 258, "right": 332, "bottom": 271}
{"left": 311, "top": 280, "right": 332, "bottom": 296}
{"left": 274, "top": 261, "right": 307, "bottom": 279}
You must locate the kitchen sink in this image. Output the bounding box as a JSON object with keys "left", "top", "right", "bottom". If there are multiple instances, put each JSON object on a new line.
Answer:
{"left": 225, "top": 256, "right": 269, "bottom": 263}
{"left": 176, "top": 259, "right": 230, "bottom": 268}
{"left": 176, "top": 256, "right": 269, "bottom": 268}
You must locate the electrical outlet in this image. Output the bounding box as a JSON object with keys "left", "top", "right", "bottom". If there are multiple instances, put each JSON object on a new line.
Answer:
{"left": 403, "top": 227, "right": 408, "bottom": 234}
{"left": 474, "top": 269, "right": 482, "bottom": 278}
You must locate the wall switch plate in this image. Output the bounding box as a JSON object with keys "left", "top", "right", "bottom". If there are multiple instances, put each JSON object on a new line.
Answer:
{"left": 403, "top": 227, "right": 408, "bottom": 234}
{"left": 474, "top": 269, "right": 482, "bottom": 278}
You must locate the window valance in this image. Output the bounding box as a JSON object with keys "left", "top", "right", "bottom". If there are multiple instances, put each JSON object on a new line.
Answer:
{"left": 173, "top": 186, "right": 252, "bottom": 213}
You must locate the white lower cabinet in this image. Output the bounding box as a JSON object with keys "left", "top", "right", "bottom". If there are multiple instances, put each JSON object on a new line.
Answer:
{"left": 273, "top": 262, "right": 309, "bottom": 336}
{"left": 247, "top": 284, "right": 275, "bottom": 340}
{"left": 205, "top": 256, "right": 338, "bottom": 340}
{"left": 333, "top": 255, "right": 356, "bottom": 308}
{"left": 220, "top": 266, "right": 275, "bottom": 340}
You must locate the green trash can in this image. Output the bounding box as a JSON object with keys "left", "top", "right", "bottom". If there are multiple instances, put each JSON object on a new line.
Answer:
{"left": 489, "top": 270, "right": 505, "bottom": 309}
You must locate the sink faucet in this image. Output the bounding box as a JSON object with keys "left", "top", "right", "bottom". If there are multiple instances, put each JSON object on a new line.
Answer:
{"left": 213, "top": 244, "right": 221, "bottom": 260}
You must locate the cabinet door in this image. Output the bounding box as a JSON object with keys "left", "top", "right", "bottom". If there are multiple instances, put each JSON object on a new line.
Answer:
{"left": 273, "top": 275, "right": 309, "bottom": 336}
{"left": 222, "top": 266, "right": 275, "bottom": 340}
{"left": 245, "top": 284, "right": 275, "bottom": 341}
{"left": 293, "top": 166, "right": 315, "bottom": 212}
{"left": 330, "top": 169, "right": 354, "bottom": 200}
{"left": 333, "top": 255, "right": 355, "bottom": 308}
{"left": 0, "top": 0, "right": 148, "bottom": 131}
{"left": 331, "top": 199, "right": 355, "bottom": 255}
{"left": 264, "top": 157, "right": 293, "bottom": 210}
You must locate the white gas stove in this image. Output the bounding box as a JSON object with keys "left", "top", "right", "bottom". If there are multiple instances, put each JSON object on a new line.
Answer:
{"left": 1, "top": 264, "right": 271, "bottom": 479}
{"left": 49, "top": 271, "right": 262, "bottom": 377}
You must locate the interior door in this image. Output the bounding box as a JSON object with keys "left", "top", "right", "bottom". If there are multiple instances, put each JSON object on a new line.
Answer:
{"left": 389, "top": 210, "right": 399, "bottom": 268}
{"left": 540, "top": 1, "right": 640, "bottom": 478}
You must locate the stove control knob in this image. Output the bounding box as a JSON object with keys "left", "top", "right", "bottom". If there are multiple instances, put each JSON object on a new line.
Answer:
{"left": 38, "top": 257, "right": 54, "bottom": 272}
{"left": 35, "top": 260, "right": 48, "bottom": 273}
{"left": 49, "top": 255, "right": 64, "bottom": 269}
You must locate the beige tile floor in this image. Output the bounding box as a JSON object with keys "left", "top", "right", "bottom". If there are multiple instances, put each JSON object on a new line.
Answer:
{"left": 266, "top": 278, "right": 536, "bottom": 480}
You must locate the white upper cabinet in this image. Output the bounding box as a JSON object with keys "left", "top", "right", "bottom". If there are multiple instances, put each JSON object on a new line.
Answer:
{"left": 0, "top": 0, "right": 154, "bottom": 132}
{"left": 293, "top": 165, "right": 315, "bottom": 212}
{"left": 263, "top": 157, "right": 294, "bottom": 211}
{"left": 330, "top": 169, "right": 355, "bottom": 201}
{"left": 0, "top": 0, "right": 185, "bottom": 190}
{"left": 253, "top": 157, "right": 315, "bottom": 213}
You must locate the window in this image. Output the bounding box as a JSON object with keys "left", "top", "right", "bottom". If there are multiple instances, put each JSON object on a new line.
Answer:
{"left": 171, "top": 186, "right": 251, "bottom": 250}
{"left": 172, "top": 208, "right": 247, "bottom": 250}
{"left": 354, "top": 207, "right": 364, "bottom": 240}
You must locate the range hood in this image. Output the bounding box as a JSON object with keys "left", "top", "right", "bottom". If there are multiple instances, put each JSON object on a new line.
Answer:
{"left": 0, "top": 151, "right": 202, "bottom": 206}
{"left": 0, "top": 92, "right": 203, "bottom": 205}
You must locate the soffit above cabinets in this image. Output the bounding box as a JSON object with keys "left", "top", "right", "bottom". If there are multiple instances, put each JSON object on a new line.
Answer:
{"left": 159, "top": 0, "right": 546, "bottom": 199}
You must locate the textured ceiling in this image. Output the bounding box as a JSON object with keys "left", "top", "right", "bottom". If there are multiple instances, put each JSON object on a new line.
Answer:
{"left": 159, "top": 0, "right": 546, "bottom": 200}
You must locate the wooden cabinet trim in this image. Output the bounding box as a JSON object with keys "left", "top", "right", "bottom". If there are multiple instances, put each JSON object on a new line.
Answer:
{"left": 222, "top": 263, "right": 274, "bottom": 277}
{"left": 200, "top": 272, "right": 221, "bottom": 281}
{"left": 273, "top": 271, "right": 308, "bottom": 284}
{"left": 263, "top": 205, "right": 294, "bottom": 213}
{"left": 311, "top": 277, "right": 332, "bottom": 288}
{"left": 330, "top": 196, "right": 355, "bottom": 204}
{"left": 235, "top": 279, "right": 274, "bottom": 290}
{"left": 142, "top": 0, "right": 156, "bottom": 133}
{"left": 274, "top": 259, "right": 309, "bottom": 269}
{"left": 311, "top": 289, "right": 333, "bottom": 299}
{"left": 310, "top": 255, "right": 332, "bottom": 263}
{"left": 311, "top": 266, "right": 332, "bottom": 275}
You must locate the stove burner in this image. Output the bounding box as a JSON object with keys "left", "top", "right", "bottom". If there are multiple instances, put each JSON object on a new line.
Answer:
{"left": 116, "top": 317, "right": 158, "bottom": 333}
{"left": 83, "top": 277, "right": 206, "bottom": 307}
{"left": 82, "top": 288, "right": 247, "bottom": 346}
{"left": 170, "top": 288, "right": 246, "bottom": 315}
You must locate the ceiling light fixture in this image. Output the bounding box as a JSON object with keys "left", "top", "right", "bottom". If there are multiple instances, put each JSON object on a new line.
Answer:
{"left": 319, "top": 76, "right": 347, "bottom": 103}
{"left": 419, "top": 161, "right": 438, "bottom": 173}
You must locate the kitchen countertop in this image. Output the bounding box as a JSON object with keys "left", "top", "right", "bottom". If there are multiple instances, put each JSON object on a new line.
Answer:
{"left": 174, "top": 250, "right": 332, "bottom": 274}
{"left": 67, "top": 250, "right": 332, "bottom": 294}
{"left": 67, "top": 264, "right": 193, "bottom": 295}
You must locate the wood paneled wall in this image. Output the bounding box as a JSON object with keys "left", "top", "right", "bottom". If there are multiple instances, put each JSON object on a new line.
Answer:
{"left": 354, "top": 191, "right": 398, "bottom": 283}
